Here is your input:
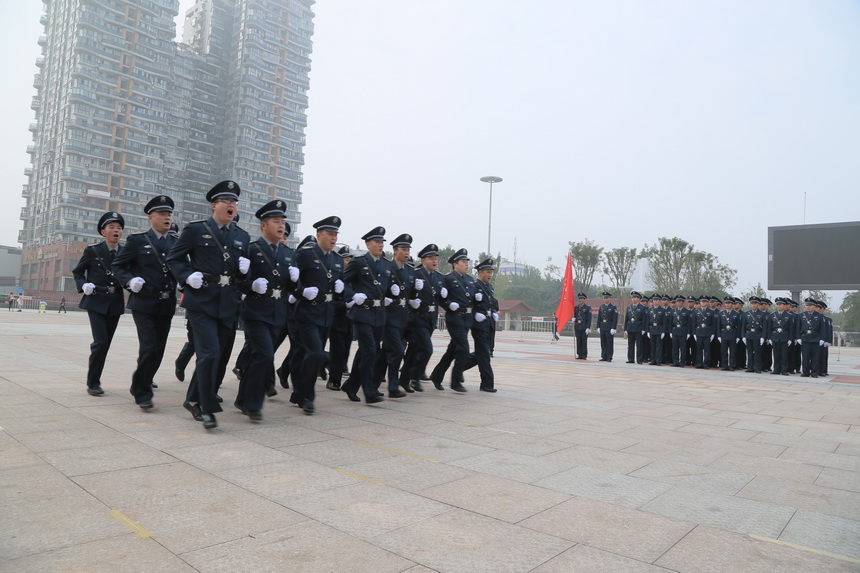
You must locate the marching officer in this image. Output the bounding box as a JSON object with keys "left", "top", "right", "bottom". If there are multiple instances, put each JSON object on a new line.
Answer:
{"left": 797, "top": 298, "right": 823, "bottom": 378}
{"left": 341, "top": 226, "right": 390, "bottom": 404}
{"left": 72, "top": 212, "right": 126, "bottom": 396}
{"left": 402, "top": 244, "right": 446, "bottom": 391}
{"left": 597, "top": 291, "right": 618, "bottom": 362}
{"left": 464, "top": 258, "right": 499, "bottom": 392}
{"left": 647, "top": 294, "right": 670, "bottom": 365}
{"left": 768, "top": 297, "right": 795, "bottom": 376}
{"left": 741, "top": 297, "right": 767, "bottom": 374}
{"left": 624, "top": 291, "right": 646, "bottom": 364}
{"left": 692, "top": 295, "right": 716, "bottom": 369}
{"left": 716, "top": 296, "right": 740, "bottom": 371}
{"left": 376, "top": 233, "right": 418, "bottom": 398}
{"left": 291, "top": 217, "right": 345, "bottom": 413}
{"left": 112, "top": 195, "right": 178, "bottom": 409}
{"left": 278, "top": 234, "right": 317, "bottom": 391}
{"left": 819, "top": 301, "right": 832, "bottom": 376}
{"left": 167, "top": 180, "right": 252, "bottom": 429}
{"left": 325, "top": 245, "right": 354, "bottom": 392}
{"left": 574, "top": 293, "right": 592, "bottom": 360}
{"left": 669, "top": 295, "right": 691, "bottom": 367}
{"left": 430, "top": 248, "right": 475, "bottom": 391}
{"left": 233, "top": 200, "right": 299, "bottom": 421}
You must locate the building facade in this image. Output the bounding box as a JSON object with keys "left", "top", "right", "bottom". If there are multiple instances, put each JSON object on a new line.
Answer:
{"left": 19, "top": 0, "right": 314, "bottom": 292}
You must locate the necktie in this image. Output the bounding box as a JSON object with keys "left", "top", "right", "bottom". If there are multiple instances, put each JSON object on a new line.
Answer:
{"left": 158, "top": 236, "right": 166, "bottom": 252}
{"left": 220, "top": 226, "right": 228, "bottom": 241}
{"left": 108, "top": 249, "right": 116, "bottom": 263}
{"left": 271, "top": 243, "right": 278, "bottom": 257}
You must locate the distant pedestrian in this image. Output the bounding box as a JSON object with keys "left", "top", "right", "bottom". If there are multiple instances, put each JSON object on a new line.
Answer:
{"left": 7, "top": 294, "right": 13, "bottom": 311}
{"left": 58, "top": 297, "right": 67, "bottom": 313}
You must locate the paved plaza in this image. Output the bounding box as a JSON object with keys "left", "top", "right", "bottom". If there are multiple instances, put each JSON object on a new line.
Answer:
{"left": 1, "top": 309, "right": 859, "bottom": 572}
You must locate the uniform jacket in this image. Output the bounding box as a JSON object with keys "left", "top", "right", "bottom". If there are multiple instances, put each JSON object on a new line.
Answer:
{"left": 343, "top": 253, "right": 389, "bottom": 327}
{"left": 716, "top": 309, "right": 741, "bottom": 339}
{"left": 692, "top": 307, "right": 716, "bottom": 337}
{"left": 574, "top": 304, "right": 592, "bottom": 331}
{"left": 409, "top": 265, "right": 444, "bottom": 330}
{"left": 796, "top": 311, "right": 822, "bottom": 343}
{"left": 72, "top": 241, "right": 125, "bottom": 316}
{"left": 472, "top": 278, "right": 498, "bottom": 332}
{"left": 112, "top": 229, "right": 178, "bottom": 316}
{"left": 597, "top": 303, "right": 618, "bottom": 331}
{"left": 385, "top": 262, "right": 417, "bottom": 330}
{"left": 294, "top": 243, "right": 344, "bottom": 328}
{"left": 669, "top": 307, "right": 691, "bottom": 338}
{"left": 740, "top": 308, "right": 768, "bottom": 339}
{"left": 241, "top": 238, "right": 297, "bottom": 326}
{"left": 768, "top": 311, "right": 795, "bottom": 343}
{"left": 624, "top": 303, "right": 646, "bottom": 333}
{"left": 441, "top": 271, "right": 475, "bottom": 330}
{"left": 648, "top": 306, "right": 670, "bottom": 335}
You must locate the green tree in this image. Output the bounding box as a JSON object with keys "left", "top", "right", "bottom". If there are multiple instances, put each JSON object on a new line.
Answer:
{"left": 683, "top": 250, "right": 736, "bottom": 295}
{"left": 603, "top": 246, "right": 638, "bottom": 295}
{"left": 806, "top": 290, "right": 831, "bottom": 307}
{"left": 839, "top": 291, "right": 860, "bottom": 332}
{"left": 739, "top": 282, "right": 767, "bottom": 303}
{"left": 642, "top": 237, "right": 692, "bottom": 294}
{"left": 569, "top": 239, "right": 603, "bottom": 295}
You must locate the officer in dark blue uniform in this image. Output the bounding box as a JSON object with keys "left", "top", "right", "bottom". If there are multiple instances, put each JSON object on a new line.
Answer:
{"left": 787, "top": 299, "right": 800, "bottom": 373}
{"left": 402, "top": 244, "right": 445, "bottom": 392}
{"left": 112, "top": 195, "right": 177, "bottom": 409}
{"left": 669, "top": 295, "right": 690, "bottom": 367}
{"left": 597, "top": 291, "right": 618, "bottom": 362}
{"left": 624, "top": 291, "right": 646, "bottom": 364}
{"left": 375, "top": 233, "right": 417, "bottom": 398}
{"left": 574, "top": 293, "right": 592, "bottom": 360}
{"left": 464, "top": 258, "right": 499, "bottom": 392}
{"left": 732, "top": 298, "right": 747, "bottom": 370}
{"left": 716, "top": 296, "right": 740, "bottom": 371}
{"left": 167, "top": 180, "right": 251, "bottom": 429}
{"left": 818, "top": 301, "right": 832, "bottom": 376}
{"left": 341, "top": 226, "right": 390, "bottom": 403}
{"left": 759, "top": 298, "right": 774, "bottom": 371}
{"left": 232, "top": 200, "right": 299, "bottom": 421}
{"left": 797, "top": 298, "right": 823, "bottom": 378}
{"left": 741, "top": 297, "right": 767, "bottom": 373}
{"left": 647, "top": 294, "right": 670, "bottom": 365}
{"left": 768, "top": 297, "right": 795, "bottom": 376}
{"left": 73, "top": 212, "right": 126, "bottom": 396}
{"left": 692, "top": 295, "right": 716, "bottom": 369}
{"left": 291, "top": 217, "right": 345, "bottom": 413}
{"left": 430, "top": 248, "right": 475, "bottom": 392}
{"left": 278, "top": 234, "right": 318, "bottom": 391}
{"left": 325, "top": 245, "right": 354, "bottom": 392}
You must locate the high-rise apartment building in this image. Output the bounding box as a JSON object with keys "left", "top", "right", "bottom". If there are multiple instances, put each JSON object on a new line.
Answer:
{"left": 19, "top": 0, "right": 314, "bottom": 292}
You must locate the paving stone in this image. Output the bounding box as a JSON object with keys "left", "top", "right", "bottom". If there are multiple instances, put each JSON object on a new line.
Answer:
{"left": 630, "top": 459, "right": 754, "bottom": 494}
{"left": 530, "top": 544, "right": 676, "bottom": 572}
{"left": 535, "top": 466, "right": 672, "bottom": 508}
{"left": 737, "top": 475, "right": 860, "bottom": 520}
{"left": 448, "top": 449, "right": 574, "bottom": 484}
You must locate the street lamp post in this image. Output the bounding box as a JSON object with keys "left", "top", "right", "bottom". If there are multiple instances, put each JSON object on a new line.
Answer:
{"left": 480, "top": 176, "right": 502, "bottom": 257}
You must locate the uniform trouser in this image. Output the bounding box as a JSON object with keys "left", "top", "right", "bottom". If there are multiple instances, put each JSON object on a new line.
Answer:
{"left": 235, "top": 320, "right": 278, "bottom": 411}
{"left": 575, "top": 329, "right": 588, "bottom": 358}
{"left": 342, "top": 322, "right": 383, "bottom": 398}
{"left": 801, "top": 341, "right": 821, "bottom": 376}
{"left": 403, "top": 322, "right": 434, "bottom": 381}
{"left": 293, "top": 321, "right": 328, "bottom": 404}
{"left": 431, "top": 321, "right": 470, "bottom": 385}
{"left": 327, "top": 327, "right": 352, "bottom": 387}
{"left": 720, "top": 336, "right": 737, "bottom": 369}
{"left": 695, "top": 335, "right": 711, "bottom": 367}
{"left": 185, "top": 311, "right": 237, "bottom": 415}
{"left": 745, "top": 337, "right": 762, "bottom": 372}
{"left": 464, "top": 326, "right": 494, "bottom": 388}
{"left": 736, "top": 340, "right": 747, "bottom": 369}
{"left": 762, "top": 343, "right": 773, "bottom": 371}
{"left": 86, "top": 311, "right": 122, "bottom": 388}
{"left": 626, "top": 331, "right": 643, "bottom": 363}
{"left": 820, "top": 345, "right": 829, "bottom": 375}
{"left": 663, "top": 335, "right": 673, "bottom": 365}
{"left": 772, "top": 340, "right": 789, "bottom": 374}
{"left": 278, "top": 318, "right": 301, "bottom": 385}
{"left": 710, "top": 338, "right": 721, "bottom": 367}
{"left": 650, "top": 333, "right": 664, "bottom": 364}
{"left": 599, "top": 330, "right": 614, "bottom": 361}
{"left": 235, "top": 339, "right": 252, "bottom": 376}
{"left": 376, "top": 323, "right": 406, "bottom": 392}
{"left": 130, "top": 311, "right": 173, "bottom": 403}
{"left": 642, "top": 334, "right": 651, "bottom": 362}
{"left": 788, "top": 341, "right": 799, "bottom": 372}
{"left": 671, "top": 333, "right": 687, "bottom": 366}
{"left": 175, "top": 320, "right": 195, "bottom": 372}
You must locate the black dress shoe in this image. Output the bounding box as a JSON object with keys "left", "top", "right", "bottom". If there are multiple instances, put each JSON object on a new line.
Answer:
{"left": 411, "top": 380, "right": 424, "bottom": 392}
{"left": 183, "top": 401, "right": 203, "bottom": 421}
{"left": 289, "top": 394, "right": 302, "bottom": 405}
{"left": 302, "top": 399, "right": 315, "bottom": 414}
{"left": 781, "top": 372, "right": 789, "bottom": 376}
{"left": 232, "top": 367, "right": 242, "bottom": 380}
{"left": 277, "top": 367, "right": 290, "bottom": 389}
{"left": 365, "top": 394, "right": 384, "bottom": 404}
{"left": 599, "top": 358, "right": 607, "bottom": 362}
{"left": 151, "top": 382, "right": 158, "bottom": 389}
{"left": 451, "top": 384, "right": 468, "bottom": 393}
{"left": 811, "top": 374, "right": 818, "bottom": 378}
{"left": 745, "top": 369, "right": 755, "bottom": 373}
{"left": 201, "top": 414, "right": 217, "bottom": 429}
{"left": 87, "top": 386, "right": 105, "bottom": 396}
{"left": 389, "top": 389, "right": 407, "bottom": 398}
{"left": 326, "top": 381, "right": 341, "bottom": 391}
{"left": 247, "top": 410, "right": 262, "bottom": 421}
{"left": 342, "top": 388, "right": 360, "bottom": 402}
{"left": 138, "top": 400, "right": 154, "bottom": 409}
{"left": 216, "top": 394, "right": 223, "bottom": 403}
{"left": 626, "top": 361, "right": 634, "bottom": 364}
{"left": 265, "top": 387, "right": 278, "bottom": 397}
{"left": 175, "top": 364, "right": 185, "bottom": 382}
{"left": 431, "top": 378, "right": 444, "bottom": 390}
{"left": 800, "top": 373, "right": 810, "bottom": 378}
{"left": 399, "top": 383, "right": 414, "bottom": 394}
{"left": 480, "top": 387, "right": 497, "bottom": 393}
{"left": 420, "top": 373, "right": 430, "bottom": 381}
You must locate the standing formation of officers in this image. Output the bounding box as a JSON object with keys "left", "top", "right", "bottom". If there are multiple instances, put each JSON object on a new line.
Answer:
{"left": 72, "top": 181, "right": 500, "bottom": 430}
{"left": 611, "top": 291, "right": 832, "bottom": 377}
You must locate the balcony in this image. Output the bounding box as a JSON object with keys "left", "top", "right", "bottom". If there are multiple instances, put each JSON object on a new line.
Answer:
{"left": 24, "top": 167, "right": 33, "bottom": 177}
{"left": 22, "top": 184, "right": 30, "bottom": 196}
{"left": 30, "top": 97, "right": 40, "bottom": 110}
{"left": 28, "top": 123, "right": 38, "bottom": 132}
{"left": 38, "top": 35, "right": 47, "bottom": 46}
{"left": 40, "top": 14, "right": 48, "bottom": 26}
{"left": 26, "top": 145, "right": 35, "bottom": 155}
{"left": 33, "top": 74, "right": 42, "bottom": 88}
{"left": 35, "top": 57, "right": 44, "bottom": 68}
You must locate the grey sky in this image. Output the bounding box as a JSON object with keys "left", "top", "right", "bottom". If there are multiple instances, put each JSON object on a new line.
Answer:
{"left": 3, "top": 1, "right": 859, "bottom": 300}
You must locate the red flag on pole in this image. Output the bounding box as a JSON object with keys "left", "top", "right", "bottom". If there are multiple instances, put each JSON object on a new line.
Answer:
{"left": 554, "top": 252, "right": 575, "bottom": 335}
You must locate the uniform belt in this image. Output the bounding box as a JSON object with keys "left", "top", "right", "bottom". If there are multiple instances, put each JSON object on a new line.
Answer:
{"left": 675, "top": 324, "right": 682, "bottom": 327}
{"left": 748, "top": 328, "right": 758, "bottom": 332}
{"left": 398, "top": 299, "right": 407, "bottom": 307}
{"left": 312, "top": 293, "right": 334, "bottom": 303}
{"left": 253, "top": 289, "right": 283, "bottom": 299}
{"left": 426, "top": 305, "right": 436, "bottom": 312}
{"left": 806, "top": 329, "right": 813, "bottom": 334}
{"left": 202, "top": 273, "right": 234, "bottom": 286}
{"left": 776, "top": 328, "right": 783, "bottom": 332}
{"left": 722, "top": 326, "right": 734, "bottom": 330}
{"left": 136, "top": 289, "right": 174, "bottom": 300}
{"left": 94, "top": 285, "right": 118, "bottom": 294}
{"left": 362, "top": 299, "right": 383, "bottom": 309}
{"left": 457, "top": 307, "right": 473, "bottom": 314}
{"left": 652, "top": 322, "right": 659, "bottom": 326}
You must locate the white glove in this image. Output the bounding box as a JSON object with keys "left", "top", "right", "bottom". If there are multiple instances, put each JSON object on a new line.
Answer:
{"left": 710, "top": 335, "right": 714, "bottom": 342}
{"left": 449, "top": 301, "right": 460, "bottom": 312}
{"left": 440, "top": 287, "right": 448, "bottom": 298}
{"left": 390, "top": 284, "right": 400, "bottom": 296}
{"left": 302, "top": 286, "right": 319, "bottom": 300}
{"left": 641, "top": 331, "right": 645, "bottom": 336}
{"left": 252, "top": 277, "right": 268, "bottom": 294}
{"left": 352, "top": 292, "right": 367, "bottom": 305}
{"left": 186, "top": 272, "right": 204, "bottom": 289}
{"left": 687, "top": 334, "right": 691, "bottom": 339}
{"left": 718, "top": 337, "right": 722, "bottom": 343}
{"left": 796, "top": 339, "right": 802, "bottom": 345}
{"left": 669, "top": 333, "right": 673, "bottom": 339}
{"left": 238, "top": 256, "right": 250, "bottom": 274}
{"left": 610, "top": 329, "right": 616, "bottom": 335}
{"left": 788, "top": 340, "right": 792, "bottom": 346}
{"left": 346, "top": 300, "right": 355, "bottom": 308}
{"left": 660, "top": 333, "right": 664, "bottom": 339}
{"left": 819, "top": 340, "right": 825, "bottom": 346}
{"left": 414, "top": 278, "right": 424, "bottom": 290}
{"left": 288, "top": 294, "right": 297, "bottom": 304}
{"left": 736, "top": 338, "right": 740, "bottom": 343}
{"left": 646, "top": 333, "right": 651, "bottom": 338}
{"left": 409, "top": 299, "right": 421, "bottom": 309}
{"left": 384, "top": 297, "right": 393, "bottom": 306}
{"left": 760, "top": 338, "right": 764, "bottom": 346}
{"left": 475, "top": 292, "right": 483, "bottom": 302}
{"left": 82, "top": 282, "right": 96, "bottom": 295}
{"left": 241, "top": 293, "right": 246, "bottom": 301}
{"left": 767, "top": 339, "right": 772, "bottom": 345}
{"left": 129, "top": 277, "right": 145, "bottom": 293}
{"left": 825, "top": 342, "right": 831, "bottom": 347}
{"left": 493, "top": 312, "right": 499, "bottom": 321}
{"left": 288, "top": 266, "right": 299, "bottom": 282}
{"left": 693, "top": 335, "right": 697, "bottom": 341}
{"left": 475, "top": 312, "right": 486, "bottom": 323}
{"left": 585, "top": 329, "right": 591, "bottom": 336}
{"left": 334, "top": 279, "right": 344, "bottom": 294}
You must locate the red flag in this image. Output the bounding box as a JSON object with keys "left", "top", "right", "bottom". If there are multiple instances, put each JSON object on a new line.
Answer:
{"left": 554, "top": 252, "right": 575, "bottom": 335}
